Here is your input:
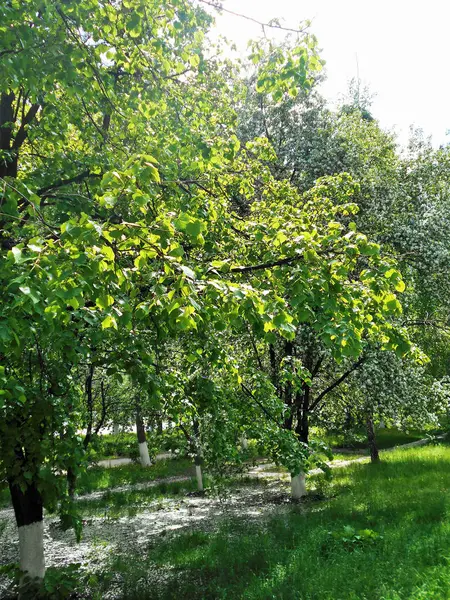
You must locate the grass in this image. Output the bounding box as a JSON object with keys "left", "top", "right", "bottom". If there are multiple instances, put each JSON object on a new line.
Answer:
{"left": 76, "top": 458, "right": 194, "bottom": 495}
{"left": 0, "top": 458, "right": 194, "bottom": 509}
{"left": 316, "top": 426, "right": 429, "bottom": 453}
{"left": 83, "top": 443, "right": 450, "bottom": 600}
{"left": 76, "top": 474, "right": 264, "bottom": 519}
{"left": 0, "top": 429, "right": 435, "bottom": 509}
{"left": 76, "top": 478, "right": 201, "bottom": 518}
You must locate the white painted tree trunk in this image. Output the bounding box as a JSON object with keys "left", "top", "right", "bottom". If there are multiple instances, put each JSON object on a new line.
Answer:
{"left": 138, "top": 441, "right": 151, "bottom": 467}
{"left": 195, "top": 464, "right": 204, "bottom": 491}
{"left": 18, "top": 521, "right": 45, "bottom": 581}
{"left": 291, "top": 472, "right": 306, "bottom": 499}
{"left": 239, "top": 434, "right": 248, "bottom": 450}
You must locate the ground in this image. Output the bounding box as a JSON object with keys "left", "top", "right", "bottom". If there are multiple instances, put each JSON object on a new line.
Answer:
{"left": 2, "top": 441, "right": 450, "bottom": 599}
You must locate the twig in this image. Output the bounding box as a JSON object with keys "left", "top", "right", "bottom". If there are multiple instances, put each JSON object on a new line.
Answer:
{"left": 197, "top": 0, "right": 309, "bottom": 35}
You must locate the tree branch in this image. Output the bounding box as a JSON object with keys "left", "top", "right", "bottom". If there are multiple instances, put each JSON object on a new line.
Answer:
{"left": 12, "top": 103, "right": 40, "bottom": 150}
{"left": 197, "top": 0, "right": 310, "bottom": 35}
{"left": 38, "top": 171, "right": 102, "bottom": 197}
{"left": 309, "top": 355, "right": 366, "bottom": 412}
{"left": 241, "top": 383, "right": 280, "bottom": 426}
{"left": 230, "top": 255, "right": 300, "bottom": 273}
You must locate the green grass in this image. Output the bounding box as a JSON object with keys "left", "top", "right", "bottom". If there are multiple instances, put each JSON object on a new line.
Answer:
{"left": 0, "top": 458, "right": 194, "bottom": 509}
{"left": 76, "top": 458, "right": 193, "bottom": 495}
{"left": 316, "top": 426, "right": 428, "bottom": 453}
{"left": 84, "top": 443, "right": 450, "bottom": 600}
{"left": 76, "top": 478, "right": 201, "bottom": 518}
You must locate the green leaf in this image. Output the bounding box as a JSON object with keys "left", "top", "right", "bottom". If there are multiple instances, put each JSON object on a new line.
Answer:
{"left": 96, "top": 295, "right": 114, "bottom": 309}
{"left": 101, "top": 315, "right": 118, "bottom": 330}
{"left": 180, "top": 265, "right": 196, "bottom": 280}
{"left": 11, "top": 247, "right": 23, "bottom": 263}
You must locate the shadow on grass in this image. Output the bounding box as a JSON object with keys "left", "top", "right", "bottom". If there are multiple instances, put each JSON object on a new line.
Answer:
{"left": 76, "top": 478, "right": 200, "bottom": 518}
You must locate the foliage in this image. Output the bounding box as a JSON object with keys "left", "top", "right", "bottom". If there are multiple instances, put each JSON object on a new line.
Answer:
{"left": 1, "top": 563, "right": 80, "bottom": 600}
{"left": 0, "top": 0, "right": 339, "bottom": 523}
{"left": 323, "top": 526, "right": 383, "bottom": 554}
{"left": 1, "top": 0, "right": 448, "bottom": 568}
{"left": 87, "top": 433, "right": 143, "bottom": 462}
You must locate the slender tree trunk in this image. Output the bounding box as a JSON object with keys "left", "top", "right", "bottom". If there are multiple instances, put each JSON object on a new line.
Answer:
{"left": 366, "top": 413, "right": 380, "bottom": 463}
{"left": 0, "top": 92, "right": 17, "bottom": 179}
{"left": 9, "top": 479, "right": 45, "bottom": 585}
{"left": 239, "top": 434, "right": 248, "bottom": 450}
{"left": 194, "top": 454, "right": 204, "bottom": 491}
{"left": 290, "top": 472, "right": 306, "bottom": 499}
{"left": 269, "top": 343, "right": 278, "bottom": 389}
{"left": 67, "top": 467, "right": 77, "bottom": 499}
{"left": 295, "top": 385, "right": 310, "bottom": 444}
{"left": 192, "top": 419, "right": 204, "bottom": 491}
{"left": 136, "top": 408, "right": 151, "bottom": 467}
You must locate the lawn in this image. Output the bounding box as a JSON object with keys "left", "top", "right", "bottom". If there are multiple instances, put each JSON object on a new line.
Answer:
{"left": 76, "top": 457, "right": 194, "bottom": 495}
{"left": 315, "top": 426, "right": 429, "bottom": 454}
{"left": 82, "top": 443, "right": 450, "bottom": 599}
{"left": 0, "top": 458, "right": 194, "bottom": 509}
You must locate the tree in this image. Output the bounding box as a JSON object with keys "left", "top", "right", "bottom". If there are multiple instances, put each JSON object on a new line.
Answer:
{"left": 1, "top": 0, "right": 327, "bottom": 583}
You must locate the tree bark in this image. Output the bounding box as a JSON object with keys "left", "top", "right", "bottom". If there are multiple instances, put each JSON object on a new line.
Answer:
{"left": 295, "top": 384, "right": 310, "bottom": 444}
{"left": 291, "top": 472, "right": 306, "bottom": 499}
{"left": 0, "top": 91, "right": 17, "bottom": 178}
{"left": 9, "top": 479, "right": 45, "bottom": 585}
{"left": 366, "top": 414, "right": 380, "bottom": 463}
{"left": 136, "top": 407, "right": 151, "bottom": 467}
{"left": 67, "top": 466, "right": 77, "bottom": 499}
{"left": 239, "top": 434, "right": 248, "bottom": 450}
{"left": 195, "top": 454, "right": 204, "bottom": 491}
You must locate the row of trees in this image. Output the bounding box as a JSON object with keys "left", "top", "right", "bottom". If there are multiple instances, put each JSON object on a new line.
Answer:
{"left": 1, "top": 0, "right": 449, "bottom": 590}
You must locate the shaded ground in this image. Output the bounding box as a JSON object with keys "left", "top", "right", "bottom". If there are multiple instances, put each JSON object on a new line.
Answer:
{"left": 0, "top": 479, "right": 293, "bottom": 598}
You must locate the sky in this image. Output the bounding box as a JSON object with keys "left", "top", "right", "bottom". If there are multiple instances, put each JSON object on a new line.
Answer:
{"left": 204, "top": 0, "right": 450, "bottom": 148}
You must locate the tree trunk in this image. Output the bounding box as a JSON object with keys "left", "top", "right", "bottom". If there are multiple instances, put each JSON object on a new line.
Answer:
{"left": 239, "top": 434, "right": 248, "bottom": 450}
{"left": 195, "top": 454, "right": 204, "bottom": 491}
{"left": 136, "top": 410, "right": 151, "bottom": 467}
{"left": 269, "top": 343, "right": 278, "bottom": 390}
{"left": 112, "top": 423, "right": 120, "bottom": 435}
{"left": 67, "top": 467, "right": 77, "bottom": 499}
{"left": 295, "top": 385, "right": 310, "bottom": 444}
{"left": 0, "top": 92, "right": 17, "bottom": 179}
{"left": 291, "top": 472, "right": 306, "bottom": 499}
{"left": 9, "top": 479, "right": 45, "bottom": 585}
{"left": 366, "top": 414, "right": 380, "bottom": 463}
{"left": 296, "top": 407, "right": 309, "bottom": 443}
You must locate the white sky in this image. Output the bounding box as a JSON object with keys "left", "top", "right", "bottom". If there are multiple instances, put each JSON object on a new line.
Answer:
{"left": 205, "top": 0, "right": 450, "bottom": 147}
